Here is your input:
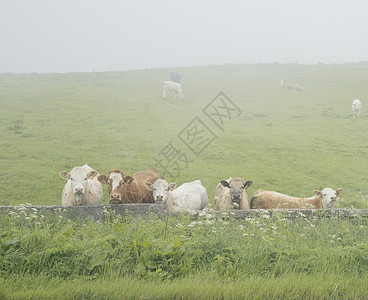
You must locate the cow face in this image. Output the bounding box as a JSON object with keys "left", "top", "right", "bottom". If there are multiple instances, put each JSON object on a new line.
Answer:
{"left": 144, "top": 179, "right": 176, "bottom": 204}
{"left": 220, "top": 178, "right": 252, "bottom": 206}
{"left": 59, "top": 167, "right": 98, "bottom": 205}
{"left": 97, "top": 170, "right": 133, "bottom": 204}
{"left": 321, "top": 188, "right": 343, "bottom": 208}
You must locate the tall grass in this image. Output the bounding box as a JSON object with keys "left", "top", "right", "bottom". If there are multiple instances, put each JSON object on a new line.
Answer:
{"left": 1, "top": 207, "right": 368, "bottom": 298}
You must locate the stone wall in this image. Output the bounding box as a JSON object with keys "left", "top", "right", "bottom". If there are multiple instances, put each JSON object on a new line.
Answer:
{"left": 1, "top": 204, "right": 368, "bottom": 221}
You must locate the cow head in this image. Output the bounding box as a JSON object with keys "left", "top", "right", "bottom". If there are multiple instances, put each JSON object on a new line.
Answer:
{"left": 144, "top": 179, "right": 176, "bottom": 205}
{"left": 59, "top": 166, "right": 98, "bottom": 205}
{"left": 97, "top": 169, "right": 133, "bottom": 204}
{"left": 220, "top": 178, "right": 252, "bottom": 207}
{"left": 320, "top": 188, "right": 344, "bottom": 208}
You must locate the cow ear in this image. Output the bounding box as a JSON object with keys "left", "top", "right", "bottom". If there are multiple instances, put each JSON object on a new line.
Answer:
{"left": 144, "top": 182, "right": 153, "bottom": 191}
{"left": 314, "top": 190, "right": 322, "bottom": 196}
{"left": 243, "top": 181, "right": 253, "bottom": 190}
{"left": 336, "top": 188, "right": 344, "bottom": 196}
{"left": 59, "top": 171, "right": 71, "bottom": 180}
{"left": 168, "top": 183, "right": 176, "bottom": 191}
{"left": 220, "top": 180, "right": 230, "bottom": 188}
{"left": 124, "top": 176, "right": 134, "bottom": 184}
{"left": 87, "top": 170, "right": 98, "bottom": 179}
{"left": 97, "top": 174, "right": 108, "bottom": 184}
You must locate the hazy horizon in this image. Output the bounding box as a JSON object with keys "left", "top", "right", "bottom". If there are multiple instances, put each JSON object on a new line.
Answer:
{"left": 1, "top": 0, "right": 368, "bottom": 74}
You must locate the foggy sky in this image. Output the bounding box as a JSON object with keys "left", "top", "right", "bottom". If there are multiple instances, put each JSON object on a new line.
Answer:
{"left": 1, "top": 0, "right": 368, "bottom": 73}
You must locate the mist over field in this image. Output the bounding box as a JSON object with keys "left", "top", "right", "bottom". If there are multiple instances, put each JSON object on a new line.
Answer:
{"left": 1, "top": 0, "right": 368, "bottom": 73}
{"left": 2, "top": 2, "right": 368, "bottom": 297}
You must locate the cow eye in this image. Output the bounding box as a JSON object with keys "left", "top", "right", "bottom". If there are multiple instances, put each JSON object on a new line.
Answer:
{"left": 84, "top": 177, "right": 87, "bottom": 180}
{"left": 70, "top": 178, "right": 74, "bottom": 181}
{"left": 153, "top": 188, "right": 156, "bottom": 191}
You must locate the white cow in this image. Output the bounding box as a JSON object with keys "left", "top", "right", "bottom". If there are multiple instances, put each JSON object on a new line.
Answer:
{"left": 162, "top": 81, "right": 183, "bottom": 99}
{"left": 321, "top": 187, "right": 344, "bottom": 209}
{"left": 59, "top": 164, "right": 103, "bottom": 206}
{"left": 352, "top": 99, "right": 362, "bottom": 118}
{"left": 280, "top": 80, "right": 303, "bottom": 91}
{"left": 144, "top": 179, "right": 208, "bottom": 212}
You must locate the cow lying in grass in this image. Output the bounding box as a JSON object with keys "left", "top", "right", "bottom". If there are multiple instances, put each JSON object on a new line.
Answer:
{"left": 145, "top": 179, "right": 208, "bottom": 212}
{"left": 280, "top": 80, "right": 303, "bottom": 91}
{"left": 59, "top": 164, "right": 103, "bottom": 206}
{"left": 98, "top": 168, "right": 162, "bottom": 204}
{"left": 162, "top": 81, "right": 183, "bottom": 99}
{"left": 214, "top": 177, "right": 253, "bottom": 210}
{"left": 250, "top": 188, "right": 344, "bottom": 209}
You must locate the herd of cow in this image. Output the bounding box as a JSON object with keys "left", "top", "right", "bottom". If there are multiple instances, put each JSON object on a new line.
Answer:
{"left": 163, "top": 76, "right": 362, "bottom": 119}
{"left": 59, "top": 164, "right": 344, "bottom": 211}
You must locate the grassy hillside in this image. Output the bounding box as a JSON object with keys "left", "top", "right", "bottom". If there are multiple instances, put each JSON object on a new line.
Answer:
{"left": 0, "top": 63, "right": 367, "bottom": 207}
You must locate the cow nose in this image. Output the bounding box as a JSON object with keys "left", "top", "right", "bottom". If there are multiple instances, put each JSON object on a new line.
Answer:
{"left": 156, "top": 195, "right": 163, "bottom": 202}
{"left": 75, "top": 187, "right": 84, "bottom": 194}
{"left": 110, "top": 193, "right": 120, "bottom": 200}
{"left": 232, "top": 194, "right": 240, "bottom": 200}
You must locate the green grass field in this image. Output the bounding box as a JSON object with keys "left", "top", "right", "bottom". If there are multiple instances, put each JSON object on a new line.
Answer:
{"left": 1, "top": 63, "right": 367, "bottom": 207}
{"left": 1, "top": 63, "right": 368, "bottom": 298}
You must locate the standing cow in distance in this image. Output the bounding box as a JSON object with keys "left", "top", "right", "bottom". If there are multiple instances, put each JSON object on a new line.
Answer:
{"left": 352, "top": 99, "right": 362, "bottom": 118}
{"left": 280, "top": 80, "right": 303, "bottom": 91}
{"left": 250, "top": 188, "right": 343, "bottom": 209}
{"left": 59, "top": 164, "right": 103, "bottom": 206}
{"left": 97, "top": 168, "right": 163, "bottom": 204}
{"left": 170, "top": 72, "right": 183, "bottom": 83}
{"left": 214, "top": 177, "right": 253, "bottom": 210}
{"left": 144, "top": 179, "right": 209, "bottom": 212}
{"left": 162, "top": 81, "right": 184, "bottom": 99}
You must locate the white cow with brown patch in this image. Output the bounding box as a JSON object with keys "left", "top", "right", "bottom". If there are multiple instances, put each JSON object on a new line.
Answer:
{"left": 144, "top": 179, "right": 208, "bottom": 212}
{"left": 214, "top": 177, "right": 253, "bottom": 210}
{"left": 280, "top": 80, "right": 303, "bottom": 91}
{"left": 162, "top": 81, "right": 183, "bottom": 99}
{"left": 97, "top": 168, "right": 162, "bottom": 204}
{"left": 59, "top": 164, "right": 103, "bottom": 206}
{"left": 250, "top": 188, "right": 343, "bottom": 209}
{"left": 352, "top": 99, "right": 362, "bottom": 118}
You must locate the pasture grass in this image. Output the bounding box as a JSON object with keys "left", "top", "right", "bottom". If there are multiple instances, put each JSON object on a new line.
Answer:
{"left": 1, "top": 63, "right": 368, "bottom": 207}
{"left": 2, "top": 273, "right": 368, "bottom": 299}
{"left": 1, "top": 63, "right": 368, "bottom": 298}
{"left": 1, "top": 208, "right": 368, "bottom": 298}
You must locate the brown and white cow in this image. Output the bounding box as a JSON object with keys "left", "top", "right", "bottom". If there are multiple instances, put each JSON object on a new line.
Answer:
{"left": 214, "top": 177, "right": 253, "bottom": 210}
{"left": 250, "top": 188, "right": 344, "bottom": 209}
{"left": 97, "top": 168, "right": 163, "bottom": 204}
